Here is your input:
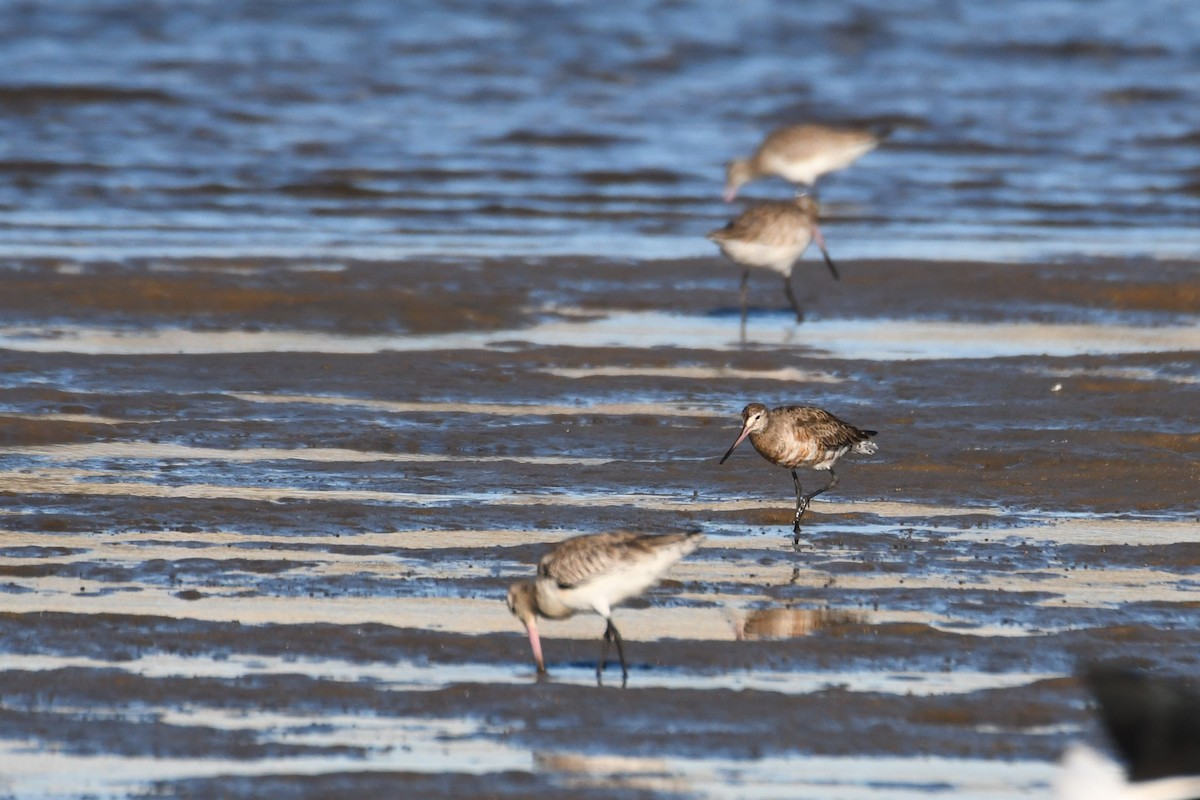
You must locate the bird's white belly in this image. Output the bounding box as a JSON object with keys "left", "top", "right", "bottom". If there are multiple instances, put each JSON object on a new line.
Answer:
{"left": 718, "top": 239, "right": 805, "bottom": 275}
{"left": 772, "top": 158, "right": 823, "bottom": 186}
{"left": 808, "top": 444, "right": 849, "bottom": 470}
{"left": 546, "top": 548, "right": 687, "bottom": 618}
{"left": 774, "top": 143, "right": 874, "bottom": 184}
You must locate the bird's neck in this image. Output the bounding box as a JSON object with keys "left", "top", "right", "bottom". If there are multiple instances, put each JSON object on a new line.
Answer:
{"left": 534, "top": 581, "right": 576, "bottom": 620}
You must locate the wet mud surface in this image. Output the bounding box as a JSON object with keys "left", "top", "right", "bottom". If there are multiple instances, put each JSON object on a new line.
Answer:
{"left": 0, "top": 254, "right": 1197, "bottom": 799}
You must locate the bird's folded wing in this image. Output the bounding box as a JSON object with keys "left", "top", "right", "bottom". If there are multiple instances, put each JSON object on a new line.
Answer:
{"left": 539, "top": 532, "right": 664, "bottom": 589}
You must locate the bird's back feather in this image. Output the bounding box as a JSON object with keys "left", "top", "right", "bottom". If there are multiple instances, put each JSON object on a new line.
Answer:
{"left": 541, "top": 531, "right": 702, "bottom": 590}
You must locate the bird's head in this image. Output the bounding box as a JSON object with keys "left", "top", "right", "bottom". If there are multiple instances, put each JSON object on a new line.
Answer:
{"left": 720, "top": 403, "right": 770, "bottom": 464}
{"left": 724, "top": 159, "right": 753, "bottom": 202}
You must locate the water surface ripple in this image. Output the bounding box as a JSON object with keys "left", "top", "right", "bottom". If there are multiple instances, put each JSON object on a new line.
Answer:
{"left": 0, "top": 0, "right": 1198, "bottom": 260}
{"left": 1, "top": 3, "right": 1198, "bottom": 800}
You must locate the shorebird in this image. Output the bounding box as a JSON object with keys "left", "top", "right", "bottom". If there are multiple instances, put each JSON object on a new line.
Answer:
{"left": 506, "top": 530, "right": 704, "bottom": 687}
{"left": 724, "top": 123, "right": 886, "bottom": 201}
{"left": 1054, "top": 664, "right": 1200, "bottom": 800}
{"left": 707, "top": 193, "right": 839, "bottom": 326}
{"left": 719, "top": 403, "right": 877, "bottom": 543}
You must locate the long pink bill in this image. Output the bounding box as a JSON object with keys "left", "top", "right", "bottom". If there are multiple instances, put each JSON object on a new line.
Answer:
{"left": 812, "top": 225, "right": 840, "bottom": 281}
{"left": 720, "top": 425, "right": 752, "bottom": 464}
{"left": 526, "top": 622, "right": 546, "bottom": 673}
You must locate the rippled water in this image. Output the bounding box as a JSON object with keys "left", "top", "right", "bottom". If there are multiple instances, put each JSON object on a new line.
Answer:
{"left": 1, "top": 0, "right": 1198, "bottom": 261}
{"left": 1, "top": 4, "right": 1198, "bottom": 800}
{"left": 4, "top": 313, "right": 1198, "bottom": 358}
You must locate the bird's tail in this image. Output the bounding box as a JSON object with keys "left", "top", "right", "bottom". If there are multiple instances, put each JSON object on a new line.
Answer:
{"left": 854, "top": 431, "right": 879, "bottom": 455}
{"left": 681, "top": 528, "right": 706, "bottom": 553}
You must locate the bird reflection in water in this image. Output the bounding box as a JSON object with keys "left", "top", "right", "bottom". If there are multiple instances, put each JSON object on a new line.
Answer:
{"left": 737, "top": 607, "right": 866, "bottom": 641}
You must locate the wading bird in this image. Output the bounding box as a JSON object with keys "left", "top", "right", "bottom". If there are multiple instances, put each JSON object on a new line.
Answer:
{"left": 720, "top": 403, "right": 877, "bottom": 544}
{"left": 707, "top": 193, "right": 839, "bottom": 327}
{"left": 724, "top": 123, "right": 886, "bottom": 201}
{"left": 506, "top": 530, "right": 704, "bottom": 687}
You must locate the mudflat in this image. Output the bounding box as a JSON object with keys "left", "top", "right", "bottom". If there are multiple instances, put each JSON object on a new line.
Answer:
{"left": 0, "top": 254, "right": 1197, "bottom": 799}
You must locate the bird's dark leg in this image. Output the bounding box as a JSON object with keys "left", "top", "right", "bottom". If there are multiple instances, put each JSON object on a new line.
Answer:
{"left": 610, "top": 620, "right": 628, "bottom": 688}
{"left": 783, "top": 275, "right": 804, "bottom": 322}
{"left": 812, "top": 224, "right": 840, "bottom": 281}
{"left": 802, "top": 469, "right": 840, "bottom": 508}
{"left": 739, "top": 269, "right": 750, "bottom": 338}
{"left": 595, "top": 619, "right": 628, "bottom": 688}
{"left": 596, "top": 623, "right": 610, "bottom": 685}
{"left": 791, "top": 469, "right": 807, "bottom": 543}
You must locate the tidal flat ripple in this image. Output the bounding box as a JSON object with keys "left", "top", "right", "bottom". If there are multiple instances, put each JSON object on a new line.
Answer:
{"left": 1, "top": 1, "right": 1199, "bottom": 798}
{"left": 0, "top": 254, "right": 1197, "bottom": 799}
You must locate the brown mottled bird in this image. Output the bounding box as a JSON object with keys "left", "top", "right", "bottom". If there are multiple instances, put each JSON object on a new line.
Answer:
{"left": 506, "top": 530, "right": 704, "bottom": 687}
{"left": 724, "top": 123, "right": 885, "bottom": 201}
{"left": 707, "top": 193, "right": 838, "bottom": 325}
{"left": 720, "top": 403, "right": 877, "bottom": 543}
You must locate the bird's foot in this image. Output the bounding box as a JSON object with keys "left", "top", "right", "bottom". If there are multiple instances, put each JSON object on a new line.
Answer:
{"left": 595, "top": 661, "right": 628, "bottom": 689}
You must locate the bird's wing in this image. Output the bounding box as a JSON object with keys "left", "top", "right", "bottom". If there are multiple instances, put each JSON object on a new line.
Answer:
{"left": 708, "top": 203, "right": 801, "bottom": 246}
{"left": 539, "top": 532, "right": 690, "bottom": 589}
{"left": 768, "top": 125, "right": 877, "bottom": 160}
{"left": 780, "top": 405, "right": 873, "bottom": 449}
{"left": 762, "top": 125, "right": 825, "bottom": 160}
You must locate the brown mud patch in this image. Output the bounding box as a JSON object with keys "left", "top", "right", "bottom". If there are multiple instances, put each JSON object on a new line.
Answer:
{"left": 0, "top": 254, "right": 1196, "bottom": 797}
{"left": 1, "top": 256, "right": 1197, "bottom": 331}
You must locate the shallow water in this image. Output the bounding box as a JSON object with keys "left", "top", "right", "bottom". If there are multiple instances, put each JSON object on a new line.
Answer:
{"left": 1, "top": 3, "right": 1199, "bottom": 799}
{"left": 2, "top": 312, "right": 1198, "bottom": 359}
{"left": 2, "top": 743, "right": 1061, "bottom": 800}
{"left": 2, "top": 289, "right": 1198, "bottom": 797}
{"left": 1, "top": 0, "right": 1199, "bottom": 263}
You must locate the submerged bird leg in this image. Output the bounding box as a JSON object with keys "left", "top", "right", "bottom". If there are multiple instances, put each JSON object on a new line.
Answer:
{"left": 597, "top": 623, "right": 610, "bottom": 684}
{"left": 611, "top": 620, "right": 628, "bottom": 688}
{"left": 596, "top": 619, "right": 629, "bottom": 688}
{"left": 791, "top": 469, "right": 807, "bottom": 536}
{"left": 783, "top": 276, "right": 804, "bottom": 322}
{"left": 794, "top": 470, "right": 841, "bottom": 545}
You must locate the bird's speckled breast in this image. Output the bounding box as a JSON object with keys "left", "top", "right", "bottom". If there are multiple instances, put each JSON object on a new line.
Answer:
{"left": 750, "top": 429, "right": 823, "bottom": 469}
